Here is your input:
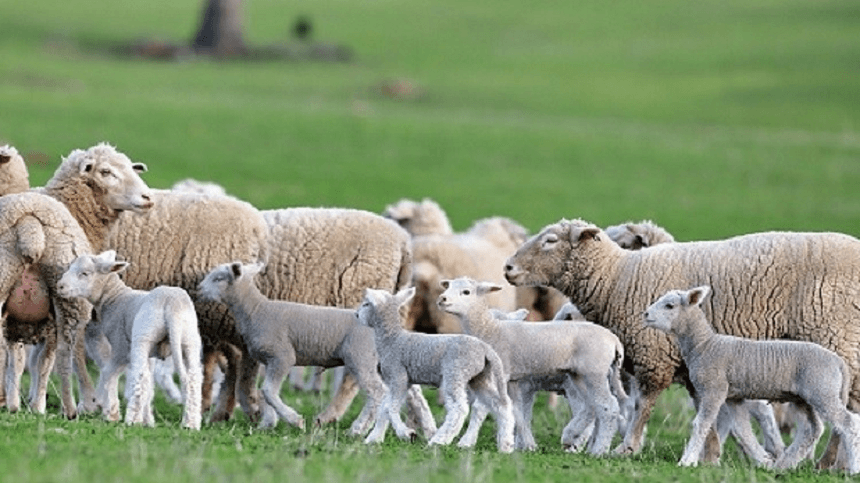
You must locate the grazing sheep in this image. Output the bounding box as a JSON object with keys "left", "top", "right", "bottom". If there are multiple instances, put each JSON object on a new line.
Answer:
{"left": 504, "top": 219, "right": 860, "bottom": 463}
{"left": 643, "top": 286, "right": 860, "bottom": 472}
{"left": 437, "top": 277, "right": 626, "bottom": 453}
{"left": 197, "top": 262, "right": 386, "bottom": 435}
{"left": 57, "top": 251, "right": 202, "bottom": 429}
{"left": 359, "top": 287, "right": 515, "bottom": 452}
{"left": 383, "top": 199, "right": 567, "bottom": 330}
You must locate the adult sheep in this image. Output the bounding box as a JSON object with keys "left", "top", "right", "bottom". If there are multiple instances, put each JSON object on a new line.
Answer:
{"left": 2, "top": 143, "right": 153, "bottom": 418}
{"left": 0, "top": 145, "right": 30, "bottom": 196}
{"left": 504, "top": 218, "right": 860, "bottom": 461}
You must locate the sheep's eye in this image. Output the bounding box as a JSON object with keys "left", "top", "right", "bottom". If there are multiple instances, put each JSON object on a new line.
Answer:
{"left": 664, "top": 303, "right": 674, "bottom": 309}
{"left": 462, "top": 290, "right": 471, "bottom": 296}
{"left": 99, "top": 168, "right": 112, "bottom": 176}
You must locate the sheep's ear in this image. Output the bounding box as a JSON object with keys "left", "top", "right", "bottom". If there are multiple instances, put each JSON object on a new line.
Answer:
{"left": 476, "top": 282, "right": 503, "bottom": 296}
{"left": 0, "top": 154, "right": 10, "bottom": 164}
{"left": 569, "top": 224, "right": 601, "bottom": 244}
{"left": 79, "top": 159, "right": 95, "bottom": 174}
{"left": 686, "top": 286, "right": 710, "bottom": 306}
{"left": 132, "top": 162, "right": 147, "bottom": 173}
{"left": 230, "top": 262, "right": 243, "bottom": 279}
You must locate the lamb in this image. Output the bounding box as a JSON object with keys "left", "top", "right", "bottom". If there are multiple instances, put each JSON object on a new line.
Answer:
{"left": 197, "top": 261, "right": 386, "bottom": 435}
{"left": 643, "top": 286, "right": 860, "bottom": 472}
{"left": 437, "top": 277, "right": 626, "bottom": 454}
{"left": 604, "top": 220, "right": 675, "bottom": 250}
{"left": 0, "top": 145, "right": 30, "bottom": 196}
{"left": 358, "top": 287, "right": 515, "bottom": 452}
{"left": 57, "top": 251, "right": 202, "bottom": 429}
{"left": 383, "top": 198, "right": 567, "bottom": 330}
{"left": 0, "top": 143, "right": 153, "bottom": 419}
{"left": 504, "top": 218, "right": 860, "bottom": 464}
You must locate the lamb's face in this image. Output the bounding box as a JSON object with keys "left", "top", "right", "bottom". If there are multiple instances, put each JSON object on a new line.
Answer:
{"left": 643, "top": 286, "right": 711, "bottom": 334}
{"left": 198, "top": 264, "right": 234, "bottom": 303}
{"left": 357, "top": 287, "right": 416, "bottom": 330}
{"left": 57, "top": 251, "right": 127, "bottom": 301}
{"left": 436, "top": 277, "right": 502, "bottom": 316}
{"left": 75, "top": 143, "right": 154, "bottom": 214}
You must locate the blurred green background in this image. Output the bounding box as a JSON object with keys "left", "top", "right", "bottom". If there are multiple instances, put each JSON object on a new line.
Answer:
{"left": 2, "top": 0, "right": 858, "bottom": 241}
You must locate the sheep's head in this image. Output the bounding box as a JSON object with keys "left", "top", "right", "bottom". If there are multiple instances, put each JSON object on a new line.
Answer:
{"left": 382, "top": 198, "right": 452, "bottom": 237}
{"left": 58, "top": 250, "right": 129, "bottom": 301}
{"left": 53, "top": 143, "right": 154, "bottom": 214}
{"left": 643, "top": 286, "right": 710, "bottom": 335}
{"left": 0, "top": 145, "right": 30, "bottom": 196}
{"left": 356, "top": 287, "right": 415, "bottom": 331}
{"left": 505, "top": 219, "right": 615, "bottom": 291}
{"left": 436, "top": 277, "right": 502, "bottom": 318}
{"left": 198, "top": 261, "right": 264, "bottom": 303}
{"left": 605, "top": 220, "right": 675, "bottom": 250}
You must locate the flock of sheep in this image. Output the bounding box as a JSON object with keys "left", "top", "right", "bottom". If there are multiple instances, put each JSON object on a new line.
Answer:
{"left": 1, "top": 142, "right": 860, "bottom": 474}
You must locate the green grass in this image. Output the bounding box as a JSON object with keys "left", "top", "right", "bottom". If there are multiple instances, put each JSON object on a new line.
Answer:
{"left": 1, "top": 0, "right": 859, "bottom": 480}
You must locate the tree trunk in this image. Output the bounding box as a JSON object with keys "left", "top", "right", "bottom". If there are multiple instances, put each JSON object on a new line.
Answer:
{"left": 192, "top": 0, "right": 247, "bottom": 58}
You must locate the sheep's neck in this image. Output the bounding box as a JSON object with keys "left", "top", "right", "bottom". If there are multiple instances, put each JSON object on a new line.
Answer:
{"left": 44, "top": 181, "right": 117, "bottom": 251}
{"left": 222, "top": 277, "right": 266, "bottom": 333}
{"left": 558, "top": 253, "right": 621, "bottom": 324}
{"left": 672, "top": 311, "right": 715, "bottom": 362}
{"left": 90, "top": 274, "right": 131, "bottom": 315}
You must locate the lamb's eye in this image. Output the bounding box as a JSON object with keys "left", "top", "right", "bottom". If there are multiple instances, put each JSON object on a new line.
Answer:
{"left": 79, "top": 272, "right": 90, "bottom": 278}
{"left": 665, "top": 303, "right": 674, "bottom": 309}
{"left": 462, "top": 290, "right": 471, "bottom": 296}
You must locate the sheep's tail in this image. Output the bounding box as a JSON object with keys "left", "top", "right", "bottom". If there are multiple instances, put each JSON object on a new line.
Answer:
{"left": 15, "top": 215, "right": 46, "bottom": 264}
{"left": 609, "top": 339, "right": 628, "bottom": 404}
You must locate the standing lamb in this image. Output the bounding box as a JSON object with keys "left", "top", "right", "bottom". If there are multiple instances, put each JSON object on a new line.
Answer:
{"left": 358, "top": 287, "right": 515, "bottom": 452}
{"left": 643, "top": 286, "right": 860, "bottom": 472}
{"left": 504, "top": 218, "right": 860, "bottom": 463}
{"left": 57, "top": 251, "right": 202, "bottom": 429}
{"left": 437, "top": 277, "right": 626, "bottom": 453}
{"left": 198, "top": 261, "right": 386, "bottom": 435}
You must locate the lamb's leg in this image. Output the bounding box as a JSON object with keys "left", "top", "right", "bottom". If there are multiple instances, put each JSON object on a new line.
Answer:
{"left": 29, "top": 331, "right": 58, "bottom": 414}
{"left": 747, "top": 400, "right": 786, "bottom": 459}
{"left": 124, "top": 334, "right": 153, "bottom": 426}
{"left": 180, "top": 334, "right": 203, "bottom": 430}
{"left": 679, "top": 392, "right": 725, "bottom": 467}
{"left": 72, "top": 321, "right": 98, "bottom": 414}
{"left": 405, "top": 385, "right": 436, "bottom": 439}
{"left": 340, "top": 350, "right": 387, "bottom": 436}
{"left": 430, "top": 376, "right": 470, "bottom": 446}
{"left": 314, "top": 371, "right": 359, "bottom": 426}
{"left": 4, "top": 341, "right": 24, "bottom": 412}
{"left": 776, "top": 403, "right": 823, "bottom": 470}
{"left": 721, "top": 401, "right": 775, "bottom": 467}
{"left": 384, "top": 372, "right": 417, "bottom": 441}
{"left": 364, "top": 391, "right": 393, "bottom": 444}
{"left": 96, "top": 353, "right": 128, "bottom": 422}
{"left": 458, "top": 390, "right": 488, "bottom": 448}
{"left": 259, "top": 359, "right": 304, "bottom": 430}
{"left": 511, "top": 381, "right": 537, "bottom": 451}
{"left": 562, "top": 381, "right": 595, "bottom": 453}
{"left": 469, "top": 373, "right": 515, "bottom": 453}
{"left": 813, "top": 396, "right": 860, "bottom": 474}
{"left": 579, "top": 373, "right": 621, "bottom": 455}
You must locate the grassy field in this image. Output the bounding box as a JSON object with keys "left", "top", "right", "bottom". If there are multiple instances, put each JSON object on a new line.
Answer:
{"left": 1, "top": 0, "right": 859, "bottom": 481}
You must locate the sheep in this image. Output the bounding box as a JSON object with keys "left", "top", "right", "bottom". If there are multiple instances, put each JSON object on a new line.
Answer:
{"left": 358, "top": 287, "right": 515, "bottom": 452}
{"left": 504, "top": 219, "right": 860, "bottom": 464}
{"left": 643, "top": 285, "right": 860, "bottom": 472}
{"left": 197, "top": 261, "right": 386, "bottom": 435}
{"left": 383, "top": 199, "right": 567, "bottom": 330}
{"left": 437, "top": 277, "right": 626, "bottom": 453}
{"left": 0, "top": 145, "right": 30, "bottom": 196}
{"left": 605, "top": 219, "right": 786, "bottom": 461}
{"left": 57, "top": 251, "right": 202, "bottom": 429}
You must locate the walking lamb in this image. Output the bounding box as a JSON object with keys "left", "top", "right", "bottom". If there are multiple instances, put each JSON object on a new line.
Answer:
{"left": 643, "top": 286, "right": 860, "bottom": 472}
{"left": 57, "top": 251, "right": 202, "bottom": 429}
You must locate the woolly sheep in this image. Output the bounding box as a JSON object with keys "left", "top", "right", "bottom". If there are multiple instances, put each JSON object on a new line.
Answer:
{"left": 58, "top": 251, "right": 202, "bottom": 429}
{"left": 358, "top": 287, "right": 515, "bottom": 452}
{"left": 644, "top": 286, "right": 860, "bottom": 472}
{"left": 198, "top": 261, "right": 386, "bottom": 435}
{"left": 383, "top": 198, "right": 567, "bottom": 330}
{"left": 437, "top": 277, "right": 626, "bottom": 453}
{"left": 504, "top": 219, "right": 860, "bottom": 463}
{"left": 0, "top": 145, "right": 30, "bottom": 196}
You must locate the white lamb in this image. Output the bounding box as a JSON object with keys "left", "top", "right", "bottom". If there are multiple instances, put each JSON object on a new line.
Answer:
{"left": 437, "top": 277, "right": 626, "bottom": 453}
{"left": 57, "top": 251, "right": 202, "bottom": 429}
{"left": 644, "top": 286, "right": 860, "bottom": 472}
{"left": 197, "top": 262, "right": 387, "bottom": 435}
{"left": 358, "top": 287, "right": 515, "bottom": 452}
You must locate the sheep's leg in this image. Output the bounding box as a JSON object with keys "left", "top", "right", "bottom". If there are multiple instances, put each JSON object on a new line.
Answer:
{"left": 340, "top": 349, "right": 387, "bottom": 436}
{"left": 511, "top": 381, "right": 537, "bottom": 451}
{"left": 365, "top": 391, "right": 393, "bottom": 444}
{"left": 200, "top": 347, "right": 219, "bottom": 414}
{"left": 406, "top": 385, "right": 436, "bottom": 439}
{"left": 721, "top": 401, "right": 775, "bottom": 467}
{"left": 259, "top": 359, "right": 304, "bottom": 430}
{"left": 776, "top": 403, "right": 823, "bottom": 470}
{"left": 813, "top": 397, "right": 860, "bottom": 474}
{"left": 562, "top": 381, "right": 594, "bottom": 453}
{"left": 29, "top": 331, "right": 58, "bottom": 414}
{"left": 314, "top": 371, "right": 359, "bottom": 426}
{"left": 430, "top": 376, "right": 470, "bottom": 446}
{"left": 96, "top": 354, "right": 127, "bottom": 422}
{"left": 384, "top": 371, "right": 416, "bottom": 441}
{"left": 679, "top": 392, "right": 725, "bottom": 467}
{"left": 180, "top": 335, "right": 203, "bottom": 430}
{"left": 288, "top": 366, "right": 305, "bottom": 391}
{"left": 4, "top": 341, "right": 23, "bottom": 412}
{"left": 72, "top": 321, "right": 98, "bottom": 414}
{"left": 614, "top": 384, "right": 663, "bottom": 454}
{"left": 458, "top": 390, "right": 488, "bottom": 448}
{"left": 209, "top": 344, "right": 240, "bottom": 422}
{"left": 747, "top": 400, "right": 785, "bottom": 459}
{"left": 469, "top": 374, "right": 515, "bottom": 453}
{"left": 235, "top": 350, "right": 261, "bottom": 421}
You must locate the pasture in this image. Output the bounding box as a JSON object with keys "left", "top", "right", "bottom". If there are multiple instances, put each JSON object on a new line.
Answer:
{"left": 0, "top": 0, "right": 859, "bottom": 480}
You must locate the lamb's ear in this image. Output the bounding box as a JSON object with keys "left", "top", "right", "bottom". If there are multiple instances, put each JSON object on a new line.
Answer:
{"left": 230, "top": 262, "right": 243, "bottom": 279}
{"left": 686, "top": 286, "right": 711, "bottom": 307}
{"left": 245, "top": 262, "right": 265, "bottom": 277}
{"left": 100, "top": 261, "right": 129, "bottom": 274}
{"left": 132, "top": 162, "right": 147, "bottom": 173}
{"left": 396, "top": 287, "right": 416, "bottom": 307}
{"left": 440, "top": 280, "right": 451, "bottom": 290}
{"left": 476, "top": 282, "right": 503, "bottom": 296}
